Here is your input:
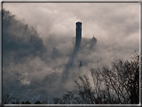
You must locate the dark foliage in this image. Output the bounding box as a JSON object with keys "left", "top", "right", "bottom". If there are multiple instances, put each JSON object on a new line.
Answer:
{"left": 2, "top": 9, "right": 45, "bottom": 61}
{"left": 53, "top": 53, "right": 139, "bottom": 104}
{"left": 34, "top": 101, "right": 42, "bottom": 104}
{"left": 3, "top": 54, "right": 139, "bottom": 104}
{"left": 21, "top": 101, "right": 31, "bottom": 104}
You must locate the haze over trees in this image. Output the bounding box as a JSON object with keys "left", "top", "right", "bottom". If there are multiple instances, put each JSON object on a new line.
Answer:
{"left": 2, "top": 9, "right": 140, "bottom": 104}
{"left": 52, "top": 53, "right": 139, "bottom": 104}
{"left": 3, "top": 53, "right": 140, "bottom": 104}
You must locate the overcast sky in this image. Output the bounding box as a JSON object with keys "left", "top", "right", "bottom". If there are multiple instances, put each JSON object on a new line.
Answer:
{"left": 3, "top": 3, "right": 139, "bottom": 40}
{"left": 2, "top": 2, "right": 140, "bottom": 103}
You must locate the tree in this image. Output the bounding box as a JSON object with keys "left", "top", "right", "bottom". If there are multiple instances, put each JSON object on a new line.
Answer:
{"left": 53, "top": 54, "right": 139, "bottom": 104}
{"left": 81, "top": 53, "right": 139, "bottom": 104}
{"left": 34, "top": 101, "right": 42, "bottom": 104}
{"left": 22, "top": 101, "right": 31, "bottom": 104}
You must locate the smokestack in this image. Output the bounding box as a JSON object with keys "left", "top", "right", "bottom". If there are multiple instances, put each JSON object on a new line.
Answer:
{"left": 76, "top": 22, "right": 82, "bottom": 48}
{"left": 61, "top": 22, "right": 82, "bottom": 82}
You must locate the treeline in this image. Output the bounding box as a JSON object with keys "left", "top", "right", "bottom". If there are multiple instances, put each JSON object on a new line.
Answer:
{"left": 52, "top": 53, "right": 139, "bottom": 104}
{"left": 3, "top": 53, "right": 140, "bottom": 104}
{"left": 3, "top": 8, "right": 45, "bottom": 61}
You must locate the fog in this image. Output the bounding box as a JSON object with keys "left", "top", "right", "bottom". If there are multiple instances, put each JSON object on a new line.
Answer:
{"left": 2, "top": 3, "right": 139, "bottom": 103}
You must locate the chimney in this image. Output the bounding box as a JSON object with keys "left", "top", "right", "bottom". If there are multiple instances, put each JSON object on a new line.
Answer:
{"left": 76, "top": 22, "right": 82, "bottom": 47}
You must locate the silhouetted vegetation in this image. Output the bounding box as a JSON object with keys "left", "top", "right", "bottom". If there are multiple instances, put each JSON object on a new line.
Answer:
{"left": 34, "top": 101, "right": 42, "bottom": 104}
{"left": 52, "top": 53, "right": 139, "bottom": 104}
{"left": 3, "top": 53, "right": 140, "bottom": 104}
{"left": 21, "top": 101, "right": 31, "bottom": 104}
{"left": 3, "top": 9, "right": 45, "bottom": 61}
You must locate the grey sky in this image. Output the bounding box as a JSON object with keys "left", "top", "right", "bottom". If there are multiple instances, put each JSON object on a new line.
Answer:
{"left": 3, "top": 3, "right": 139, "bottom": 40}
{"left": 2, "top": 2, "right": 140, "bottom": 103}
{"left": 3, "top": 3, "right": 139, "bottom": 65}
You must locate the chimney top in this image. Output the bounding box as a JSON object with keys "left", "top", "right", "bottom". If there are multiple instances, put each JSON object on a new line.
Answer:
{"left": 76, "top": 22, "right": 82, "bottom": 24}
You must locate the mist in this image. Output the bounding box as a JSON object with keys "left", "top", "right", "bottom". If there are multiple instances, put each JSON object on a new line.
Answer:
{"left": 2, "top": 3, "right": 139, "bottom": 103}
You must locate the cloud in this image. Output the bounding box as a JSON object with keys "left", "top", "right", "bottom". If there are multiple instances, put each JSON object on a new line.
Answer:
{"left": 3, "top": 3, "right": 139, "bottom": 48}
{"left": 2, "top": 3, "right": 139, "bottom": 103}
